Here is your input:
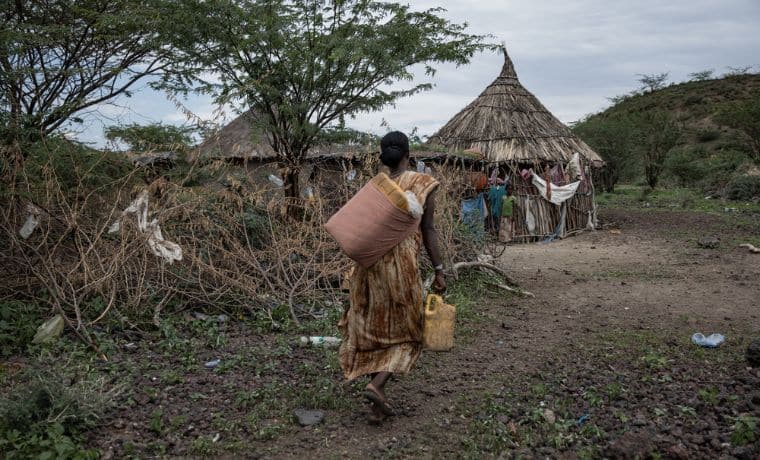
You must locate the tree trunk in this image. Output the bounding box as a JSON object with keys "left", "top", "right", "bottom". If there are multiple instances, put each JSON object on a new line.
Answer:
{"left": 282, "top": 166, "right": 300, "bottom": 201}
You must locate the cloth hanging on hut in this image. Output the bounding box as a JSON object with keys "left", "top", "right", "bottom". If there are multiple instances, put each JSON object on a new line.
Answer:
{"left": 567, "top": 152, "right": 583, "bottom": 181}
{"left": 523, "top": 197, "right": 536, "bottom": 234}
{"left": 549, "top": 163, "right": 567, "bottom": 186}
{"left": 488, "top": 185, "right": 506, "bottom": 219}
{"left": 531, "top": 174, "right": 581, "bottom": 206}
{"left": 461, "top": 193, "right": 486, "bottom": 238}
{"left": 543, "top": 202, "right": 568, "bottom": 243}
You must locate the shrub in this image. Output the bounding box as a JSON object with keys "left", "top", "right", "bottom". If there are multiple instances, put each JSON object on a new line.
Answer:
{"left": 696, "top": 129, "right": 720, "bottom": 143}
{"left": 0, "top": 364, "right": 120, "bottom": 459}
{"left": 724, "top": 175, "right": 760, "bottom": 200}
{"left": 23, "top": 137, "right": 140, "bottom": 198}
{"left": 0, "top": 301, "right": 41, "bottom": 357}
{"left": 665, "top": 147, "right": 709, "bottom": 186}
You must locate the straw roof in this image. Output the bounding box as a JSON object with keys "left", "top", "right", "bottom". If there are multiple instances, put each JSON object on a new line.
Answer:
{"left": 196, "top": 111, "right": 373, "bottom": 161}
{"left": 427, "top": 49, "right": 603, "bottom": 165}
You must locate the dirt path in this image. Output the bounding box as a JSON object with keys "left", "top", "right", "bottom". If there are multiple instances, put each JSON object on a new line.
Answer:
{"left": 92, "top": 209, "right": 760, "bottom": 458}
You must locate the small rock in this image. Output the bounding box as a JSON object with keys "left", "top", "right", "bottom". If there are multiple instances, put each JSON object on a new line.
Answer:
{"left": 605, "top": 431, "right": 654, "bottom": 460}
{"left": 543, "top": 409, "right": 556, "bottom": 424}
{"left": 697, "top": 236, "right": 720, "bottom": 249}
{"left": 746, "top": 339, "right": 760, "bottom": 367}
{"left": 632, "top": 413, "right": 647, "bottom": 426}
{"left": 294, "top": 409, "right": 324, "bottom": 426}
{"left": 666, "top": 444, "right": 689, "bottom": 460}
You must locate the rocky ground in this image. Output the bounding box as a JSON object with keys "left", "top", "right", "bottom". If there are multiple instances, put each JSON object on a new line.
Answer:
{"left": 5, "top": 206, "right": 759, "bottom": 459}
{"left": 80, "top": 207, "right": 759, "bottom": 458}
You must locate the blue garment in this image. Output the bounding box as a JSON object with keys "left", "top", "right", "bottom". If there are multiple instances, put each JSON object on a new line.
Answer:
{"left": 487, "top": 185, "right": 506, "bottom": 218}
{"left": 461, "top": 193, "right": 486, "bottom": 241}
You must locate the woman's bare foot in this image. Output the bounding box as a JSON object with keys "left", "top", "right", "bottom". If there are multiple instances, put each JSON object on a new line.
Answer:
{"left": 364, "top": 383, "right": 394, "bottom": 416}
{"left": 366, "top": 401, "right": 386, "bottom": 425}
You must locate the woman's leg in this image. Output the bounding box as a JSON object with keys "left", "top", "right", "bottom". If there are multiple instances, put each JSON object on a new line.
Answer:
{"left": 365, "top": 371, "right": 394, "bottom": 416}
{"left": 368, "top": 371, "right": 392, "bottom": 399}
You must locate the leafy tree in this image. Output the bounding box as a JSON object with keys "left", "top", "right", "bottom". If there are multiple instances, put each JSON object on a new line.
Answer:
{"left": 636, "top": 110, "right": 681, "bottom": 189}
{"left": 688, "top": 69, "right": 714, "bottom": 81}
{"left": 105, "top": 123, "right": 196, "bottom": 152}
{"left": 573, "top": 114, "right": 639, "bottom": 192}
{"left": 715, "top": 93, "right": 760, "bottom": 162}
{"left": 0, "top": 0, "right": 177, "bottom": 150}
{"left": 164, "top": 0, "right": 492, "bottom": 201}
{"left": 636, "top": 72, "right": 669, "bottom": 93}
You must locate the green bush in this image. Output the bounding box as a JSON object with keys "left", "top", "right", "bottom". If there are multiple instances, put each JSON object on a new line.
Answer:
{"left": 664, "top": 147, "right": 748, "bottom": 189}
{"left": 0, "top": 364, "right": 114, "bottom": 459}
{"left": 23, "top": 137, "right": 139, "bottom": 197}
{"left": 665, "top": 147, "right": 709, "bottom": 186}
{"left": 0, "top": 301, "right": 41, "bottom": 357}
{"left": 724, "top": 175, "right": 760, "bottom": 200}
{"left": 696, "top": 129, "right": 720, "bottom": 142}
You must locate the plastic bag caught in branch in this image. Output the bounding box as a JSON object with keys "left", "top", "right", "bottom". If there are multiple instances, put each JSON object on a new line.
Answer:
{"left": 19, "top": 204, "right": 42, "bottom": 239}
{"left": 109, "top": 191, "right": 182, "bottom": 263}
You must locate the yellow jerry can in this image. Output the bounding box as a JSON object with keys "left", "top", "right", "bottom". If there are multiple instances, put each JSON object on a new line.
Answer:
{"left": 423, "top": 294, "right": 456, "bottom": 351}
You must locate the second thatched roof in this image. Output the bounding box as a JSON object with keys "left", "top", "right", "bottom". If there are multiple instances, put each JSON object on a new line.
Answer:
{"left": 196, "top": 111, "right": 374, "bottom": 162}
{"left": 427, "top": 49, "right": 603, "bottom": 165}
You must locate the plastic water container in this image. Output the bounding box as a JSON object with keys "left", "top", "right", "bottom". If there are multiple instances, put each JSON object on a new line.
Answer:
{"left": 423, "top": 294, "right": 456, "bottom": 351}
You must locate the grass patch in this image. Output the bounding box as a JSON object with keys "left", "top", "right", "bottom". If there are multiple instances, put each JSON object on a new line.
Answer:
{"left": 597, "top": 185, "right": 760, "bottom": 214}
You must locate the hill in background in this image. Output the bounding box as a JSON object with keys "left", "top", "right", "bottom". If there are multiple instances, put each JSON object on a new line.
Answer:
{"left": 573, "top": 74, "right": 760, "bottom": 199}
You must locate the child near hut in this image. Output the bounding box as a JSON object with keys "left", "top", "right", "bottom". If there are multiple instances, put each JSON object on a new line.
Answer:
{"left": 499, "top": 187, "right": 516, "bottom": 243}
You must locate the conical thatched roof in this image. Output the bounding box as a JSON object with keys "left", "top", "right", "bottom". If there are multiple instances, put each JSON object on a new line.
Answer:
{"left": 427, "top": 49, "right": 603, "bottom": 165}
{"left": 197, "top": 111, "right": 277, "bottom": 161}
{"left": 197, "top": 111, "right": 373, "bottom": 161}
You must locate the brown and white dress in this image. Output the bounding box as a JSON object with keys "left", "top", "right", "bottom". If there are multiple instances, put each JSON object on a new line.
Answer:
{"left": 338, "top": 171, "right": 440, "bottom": 380}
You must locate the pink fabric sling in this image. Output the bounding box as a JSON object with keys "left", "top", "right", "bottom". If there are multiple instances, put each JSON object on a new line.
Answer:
{"left": 325, "top": 173, "right": 420, "bottom": 269}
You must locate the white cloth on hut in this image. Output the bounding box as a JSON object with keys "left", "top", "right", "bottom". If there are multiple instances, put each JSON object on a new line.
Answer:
{"left": 108, "top": 191, "right": 183, "bottom": 264}
{"left": 531, "top": 174, "right": 581, "bottom": 206}
{"left": 566, "top": 152, "right": 583, "bottom": 181}
{"left": 523, "top": 197, "right": 536, "bottom": 234}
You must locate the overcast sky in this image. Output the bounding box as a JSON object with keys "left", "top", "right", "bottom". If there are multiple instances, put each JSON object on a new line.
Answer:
{"left": 74, "top": 0, "right": 760, "bottom": 147}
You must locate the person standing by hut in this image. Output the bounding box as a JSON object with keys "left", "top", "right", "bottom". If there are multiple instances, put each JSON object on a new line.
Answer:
{"left": 338, "top": 131, "right": 447, "bottom": 424}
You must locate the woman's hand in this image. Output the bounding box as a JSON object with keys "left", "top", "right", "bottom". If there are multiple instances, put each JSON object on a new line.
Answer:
{"left": 432, "top": 271, "right": 446, "bottom": 293}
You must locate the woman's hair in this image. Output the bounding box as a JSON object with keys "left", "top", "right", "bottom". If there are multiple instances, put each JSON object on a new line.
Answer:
{"left": 380, "top": 131, "right": 409, "bottom": 168}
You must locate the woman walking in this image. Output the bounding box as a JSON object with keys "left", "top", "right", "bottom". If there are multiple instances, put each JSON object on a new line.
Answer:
{"left": 338, "top": 131, "right": 447, "bottom": 424}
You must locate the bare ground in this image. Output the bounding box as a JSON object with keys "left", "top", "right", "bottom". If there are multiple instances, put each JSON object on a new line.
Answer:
{"left": 89, "top": 208, "right": 760, "bottom": 459}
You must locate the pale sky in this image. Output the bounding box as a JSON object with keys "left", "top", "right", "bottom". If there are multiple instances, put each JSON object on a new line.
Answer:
{"left": 73, "top": 0, "right": 760, "bottom": 148}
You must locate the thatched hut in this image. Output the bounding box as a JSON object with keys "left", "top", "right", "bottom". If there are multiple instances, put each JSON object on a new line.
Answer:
{"left": 426, "top": 48, "right": 604, "bottom": 242}
{"left": 196, "top": 111, "right": 375, "bottom": 197}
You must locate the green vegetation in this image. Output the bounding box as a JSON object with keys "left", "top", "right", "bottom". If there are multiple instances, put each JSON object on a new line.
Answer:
{"left": 596, "top": 185, "right": 760, "bottom": 214}
{"left": 105, "top": 123, "right": 198, "bottom": 153}
{"left": 730, "top": 415, "right": 758, "bottom": 446}
{"left": 574, "top": 74, "right": 760, "bottom": 196}
{"left": 0, "top": 349, "right": 120, "bottom": 459}
{"left": 162, "top": 0, "right": 492, "bottom": 199}
{"left": 0, "top": 301, "right": 40, "bottom": 357}
{"left": 0, "top": 0, "right": 181, "bottom": 147}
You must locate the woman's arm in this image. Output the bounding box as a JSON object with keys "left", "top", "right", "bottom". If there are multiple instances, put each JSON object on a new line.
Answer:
{"left": 421, "top": 189, "right": 446, "bottom": 292}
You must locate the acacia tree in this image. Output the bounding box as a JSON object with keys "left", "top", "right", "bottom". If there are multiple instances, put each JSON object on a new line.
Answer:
{"left": 636, "top": 72, "right": 669, "bottom": 93}
{"left": 0, "top": 0, "right": 177, "bottom": 151}
{"left": 165, "top": 0, "right": 492, "bottom": 200}
{"left": 715, "top": 94, "right": 760, "bottom": 162}
{"left": 572, "top": 114, "right": 638, "bottom": 192}
{"left": 636, "top": 110, "right": 681, "bottom": 189}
